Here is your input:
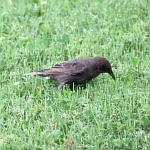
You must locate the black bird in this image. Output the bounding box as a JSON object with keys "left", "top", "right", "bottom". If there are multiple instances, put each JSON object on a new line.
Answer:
{"left": 25, "top": 56, "right": 115, "bottom": 90}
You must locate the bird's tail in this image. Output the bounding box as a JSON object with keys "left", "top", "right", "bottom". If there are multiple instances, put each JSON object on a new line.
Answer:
{"left": 25, "top": 68, "right": 66, "bottom": 77}
{"left": 24, "top": 72, "right": 45, "bottom": 76}
{"left": 25, "top": 66, "right": 70, "bottom": 77}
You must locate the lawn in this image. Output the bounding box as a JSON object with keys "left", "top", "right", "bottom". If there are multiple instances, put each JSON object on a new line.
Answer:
{"left": 0, "top": 0, "right": 150, "bottom": 149}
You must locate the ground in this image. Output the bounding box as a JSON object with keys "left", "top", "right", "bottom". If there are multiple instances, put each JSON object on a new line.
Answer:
{"left": 0, "top": 0, "right": 150, "bottom": 149}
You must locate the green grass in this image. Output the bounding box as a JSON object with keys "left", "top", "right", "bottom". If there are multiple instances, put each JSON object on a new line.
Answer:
{"left": 0, "top": 0, "right": 150, "bottom": 149}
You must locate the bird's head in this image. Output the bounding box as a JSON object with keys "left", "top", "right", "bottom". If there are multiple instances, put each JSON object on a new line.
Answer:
{"left": 95, "top": 56, "right": 115, "bottom": 80}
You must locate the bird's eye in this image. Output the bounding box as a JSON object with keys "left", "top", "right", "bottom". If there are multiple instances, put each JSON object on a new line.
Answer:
{"left": 106, "top": 68, "right": 110, "bottom": 71}
{"left": 102, "top": 65, "right": 106, "bottom": 70}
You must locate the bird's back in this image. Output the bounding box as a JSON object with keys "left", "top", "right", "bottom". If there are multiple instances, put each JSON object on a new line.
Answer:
{"left": 51, "top": 57, "right": 101, "bottom": 84}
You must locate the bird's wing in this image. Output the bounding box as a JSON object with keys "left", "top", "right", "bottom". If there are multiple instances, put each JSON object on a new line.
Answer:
{"left": 51, "top": 60, "right": 87, "bottom": 75}
{"left": 25, "top": 60, "right": 87, "bottom": 76}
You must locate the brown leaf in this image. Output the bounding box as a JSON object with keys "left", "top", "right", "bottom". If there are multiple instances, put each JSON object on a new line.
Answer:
{"left": 67, "top": 138, "right": 74, "bottom": 148}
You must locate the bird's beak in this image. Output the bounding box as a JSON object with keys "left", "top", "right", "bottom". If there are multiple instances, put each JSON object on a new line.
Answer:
{"left": 109, "top": 71, "right": 115, "bottom": 80}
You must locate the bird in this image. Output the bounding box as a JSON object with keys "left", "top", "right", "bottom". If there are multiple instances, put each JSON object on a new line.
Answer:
{"left": 25, "top": 56, "right": 115, "bottom": 90}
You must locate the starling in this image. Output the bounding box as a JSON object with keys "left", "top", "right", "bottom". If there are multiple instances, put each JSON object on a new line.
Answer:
{"left": 25, "top": 56, "right": 115, "bottom": 90}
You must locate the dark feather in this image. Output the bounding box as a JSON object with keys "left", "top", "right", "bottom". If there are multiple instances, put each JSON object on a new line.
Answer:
{"left": 25, "top": 56, "right": 115, "bottom": 90}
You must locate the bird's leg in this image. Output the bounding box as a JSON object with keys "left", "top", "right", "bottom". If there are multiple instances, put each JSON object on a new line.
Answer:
{"left": 58, "top": 82, "right": 65, "bottom": 90}
{"left": 69, "top": 83, "right": 74, "bottom": 91}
